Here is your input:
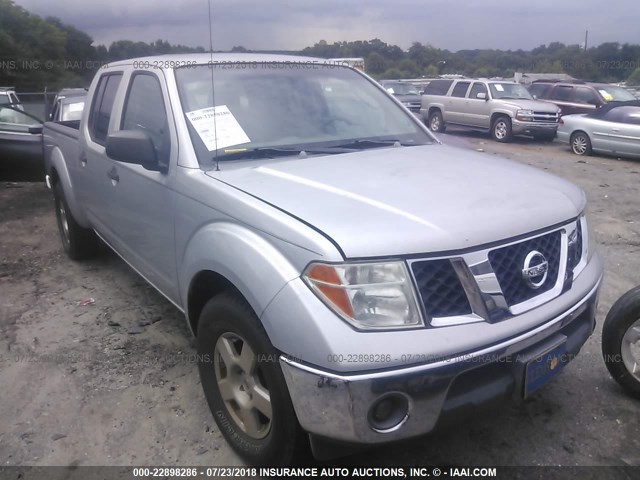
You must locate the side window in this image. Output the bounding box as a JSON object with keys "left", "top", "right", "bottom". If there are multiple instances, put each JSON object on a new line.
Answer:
{"left": 550, "top": 85, "right": 573, "bottom": 101}
{"left": 89, "top": 73, "right": 123, "bottom": 145}
{"left": 623, "top": 108, "right": 640, "bottom": 125}
{"left": 423, "top": 80, "right": 453, "bottom": 96}
{"left": 451, "top": 82, "right": 470, "bottom": 98}
{"left": 573, "top": 87, "right": 599, "bottom": 105}
{"left": 121, "top": 73, "right": 170, "bottom": 163}
{"left": 469, "top": 82, "right": 487, "bottom": 99}
{"left": 9, "top": 93, "right": 19, "bottom": 104}
{"left": 528, "top": 84, "right": 548, "bottom": 98}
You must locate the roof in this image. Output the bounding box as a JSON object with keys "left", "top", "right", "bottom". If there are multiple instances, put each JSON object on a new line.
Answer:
{"left": 106, "top": 53, "right": 328, "bottom": 69}
{"left": 589, "top": 99, "right": 640, "bottom": 118}
{"left": 516, "top": 73, "right": 578, "bottom": 84}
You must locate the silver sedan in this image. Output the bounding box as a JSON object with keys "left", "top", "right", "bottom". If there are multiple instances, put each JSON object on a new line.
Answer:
{"left": 557, "top": 100, "right": 640, "bottom": 158}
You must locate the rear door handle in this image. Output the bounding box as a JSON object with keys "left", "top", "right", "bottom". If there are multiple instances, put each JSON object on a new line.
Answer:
{"left": 107, "top": 166, "right": 119, "bottom": 183}
{"left": 612, "top": 128, "right": 620, "bottom": 132}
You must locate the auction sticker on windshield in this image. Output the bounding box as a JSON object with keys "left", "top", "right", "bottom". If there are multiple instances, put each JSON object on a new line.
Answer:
{"left": 186, "top": 105, "right": 250, "bottom": 151}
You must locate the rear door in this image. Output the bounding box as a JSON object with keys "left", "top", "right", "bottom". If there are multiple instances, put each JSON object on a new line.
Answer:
{"left": 446, "top": 81, "right": 471, "bottom": 124}
{"left": 106, "top": 71, "right": 179, "bottom": 301}
{"left": 549, "top": 85, "right": 576, "bottom": 115}
{"left": 571, "top": 87, "right": 600, "bottom": 115}
{"left": 606, "top": 106, "right": 640, "bottom": 157}
{"left": 78, "top": 72, "right": 123, "bottom": 241}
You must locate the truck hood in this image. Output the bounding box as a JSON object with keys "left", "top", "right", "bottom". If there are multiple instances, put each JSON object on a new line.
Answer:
{"left": 499, "top": 99, "right": 560, "bottom": 112}
{"left": 394, "top": 94, "right": 422, "bottom": 103}
{"left": 208, "top": 144, "right": 584, "bottom": 258}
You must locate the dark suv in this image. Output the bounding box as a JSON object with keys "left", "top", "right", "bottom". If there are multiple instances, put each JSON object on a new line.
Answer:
{"left": 528, "top": 81, "right": 636, "bottom": 116}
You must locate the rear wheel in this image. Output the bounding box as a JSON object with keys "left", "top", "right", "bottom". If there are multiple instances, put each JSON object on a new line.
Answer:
{"left": 492, "top": 115, "right": 512, "bottom": 142}
{"left": 53, "top": 182, "right": 98, "bottom": 260}
{"left": 602, "top": 286, "right": 640, "bottom": 399}
{"left": 570, "top": 131, "right": 592, "bottom": 156}
{"left": 197, "top": 292, "right": 306, "bottom": 465}
{"left": 428, "top": 110, "right": 445, "bottom": 133}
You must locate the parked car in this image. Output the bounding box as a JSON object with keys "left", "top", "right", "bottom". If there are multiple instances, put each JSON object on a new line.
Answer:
{"left": 557, "top": 100, "right": 640, "bottom": 158}
{"left": 44, "top": 53, "right": 602, "bottom": 464}
{"left": 49, "top": 92, "right": 86, "bottom": 123}
{"left": 49, "top": 88, "right": 87, "bottom": 120}
{"left": 0, "top": 105, "right": 44, "bottom": 180}
{"left": 0, "top": 86, "right": 23, "bottom": 111}
{"left": 379, "top": 80, "right": 422, "bottom": 112}
{"left": 421, "top": 79, "right": 561, "bottom": 142}
{"left": 528, "top": 81, "right": 637, "bottom": 116}
{"left": 602, "top": 285, "right": 640, "bottom": 399}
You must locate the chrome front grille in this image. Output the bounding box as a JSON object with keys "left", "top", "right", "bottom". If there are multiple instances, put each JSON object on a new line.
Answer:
{"left": 488, "top": 231, "right": 562, "bottom": 306}
{"left": 532, "top": 112, "right": 560, "bottom": 123}
{"left": 411, "top": 259, "right": 472, "bottom": 318}
{"left": 408, "top": 219, "right": 584, "bottom": 327}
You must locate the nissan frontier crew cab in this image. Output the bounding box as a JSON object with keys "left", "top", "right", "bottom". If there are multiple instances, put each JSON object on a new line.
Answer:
{"left": 43, "top": 54, "right": 603, "bottom": 465}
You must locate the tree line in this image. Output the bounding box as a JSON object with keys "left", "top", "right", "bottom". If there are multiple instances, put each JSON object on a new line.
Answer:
{"left": 1, "top": 0, "right": 639, "bottom": 91}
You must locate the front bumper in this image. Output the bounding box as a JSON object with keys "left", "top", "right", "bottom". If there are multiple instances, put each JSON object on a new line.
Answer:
{"left": 511, "top": 120, "right": 558, "bottom": 136}
{"left": 280, "top": 277, "right": 601, "bottom": 444}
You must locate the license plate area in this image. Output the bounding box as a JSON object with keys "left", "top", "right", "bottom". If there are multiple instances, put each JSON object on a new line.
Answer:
{"left": 524, "top": 340, "right": 568, "bottom": 398}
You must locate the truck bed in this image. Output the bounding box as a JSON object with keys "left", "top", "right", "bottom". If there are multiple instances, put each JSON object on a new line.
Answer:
{"left": 43, "top": 120, "right": 81, "bottom": 175}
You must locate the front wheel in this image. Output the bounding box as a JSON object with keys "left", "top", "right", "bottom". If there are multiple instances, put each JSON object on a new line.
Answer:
{"left": 428, "top": 110, "right": 445, "bottom": 133}
{"left": 492, "top": 116, "right": 512, "bottom": 142}
{"left": 602, "top": 286, "right": 640, "bottom": 399}
{"left": 197, "top": 292, "right": 306, "bottom": 464}
{"left": 570, "top": 131, "right": 592, "bottom": 156}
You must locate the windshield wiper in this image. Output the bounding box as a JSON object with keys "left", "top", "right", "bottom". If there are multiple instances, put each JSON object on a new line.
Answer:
{"left": 330, "top": 139, "right": 407, "bottom": 150}
{"left": 215, "top": 146, "right": 347, "bottom": 162}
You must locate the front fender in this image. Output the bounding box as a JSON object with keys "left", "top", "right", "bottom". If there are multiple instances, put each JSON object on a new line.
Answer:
{"left": 179, "top": 221, "right": 301, "bottom": 330}
{"left": 48, "top": 145, "right": 90, "bottom": 227}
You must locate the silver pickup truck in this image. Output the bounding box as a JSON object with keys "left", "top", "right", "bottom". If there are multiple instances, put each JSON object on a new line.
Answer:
{"left": 43, "top": 53, "right": 603, "bottom": 464}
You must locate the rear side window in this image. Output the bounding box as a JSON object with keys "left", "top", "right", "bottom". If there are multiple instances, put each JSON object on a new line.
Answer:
{"left": 573, "top": 87, "right": 599, "bottom": 105}
{"left": 423, "top": 80, "right": 453, "bottom": 96}
{"left": 528, "top": 83, "right": 548, "bottom": 98}
{"left": 550, "top": 85, "right": 573, "bottom": 101}
{"left": 604, "top": 106, "right": 640, "bottom": 125}
{"left": 89, "top": 73, "right": 123, "bottom": 145}
{"left": 121, "top": 73, "right": 170, "bottom": 163}
{"left": 451, "top": 82, "right": 470, "bottom": 98}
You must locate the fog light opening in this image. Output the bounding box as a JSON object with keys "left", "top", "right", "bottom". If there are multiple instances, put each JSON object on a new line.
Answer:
{"left": 367, "top": 393, "right": 410, "bottom": 433}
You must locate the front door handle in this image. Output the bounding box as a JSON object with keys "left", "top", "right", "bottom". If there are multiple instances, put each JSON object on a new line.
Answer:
{"left": 107, "top": 166, "right": 119, "bottom": 183}
{"left": 612, "top": 128, "right": 620, "bottom": 132}
{"left": 79, "top": 152, "right": 87, "bottom": 167}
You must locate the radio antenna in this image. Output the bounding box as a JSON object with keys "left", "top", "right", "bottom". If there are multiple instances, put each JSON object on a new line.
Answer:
{"left": 207, "top": 0, "right": 220, "bottom": 171}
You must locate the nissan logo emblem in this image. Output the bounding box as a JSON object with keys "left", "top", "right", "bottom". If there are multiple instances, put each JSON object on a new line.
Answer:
{"left": 522, "top": 250, "right": 549, "bottom": 289}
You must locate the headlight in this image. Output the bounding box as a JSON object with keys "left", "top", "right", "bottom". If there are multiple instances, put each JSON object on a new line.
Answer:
{"left": 516, "top": 109, "right": 534, "bottom": 121}
{"left": 302, "top": 261, "right": 422, "bottom": 329}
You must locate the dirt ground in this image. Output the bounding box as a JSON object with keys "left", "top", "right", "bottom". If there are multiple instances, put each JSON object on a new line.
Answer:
{"left": 1, "top": 131, "right": 639, "bottom": 468}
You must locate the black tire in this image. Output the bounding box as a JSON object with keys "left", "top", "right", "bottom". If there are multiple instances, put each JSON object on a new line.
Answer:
{"left": 570, "top": 131, "right": 592, "bottom": 156}
{"left": 602, "top": 286, "right": 640, "bottom": 399}
{"left": 492, "top": 115, "right": 512, "bottom": 143}
{"left": 53, "top": 182, "right": 99, "bottom": 260}
{"left": 197, "top": 292, "right": 306, "bottom": 465}
{"left": 428, "top": 110, "right": 445, "bottom": 133}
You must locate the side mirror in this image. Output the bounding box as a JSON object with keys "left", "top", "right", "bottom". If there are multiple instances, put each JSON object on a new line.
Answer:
{"left": 106, "top": 130, "right": 163, "bottom": 172}
{"left": 28, "top": 125, "right": 43, "bottom": 134}
{"left": 477, "top": 92, "right": 487, "bottom": 100}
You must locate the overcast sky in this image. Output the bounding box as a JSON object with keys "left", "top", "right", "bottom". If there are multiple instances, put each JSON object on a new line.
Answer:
{"left": 14, "top": 0, "right": 640, "bottom": 52}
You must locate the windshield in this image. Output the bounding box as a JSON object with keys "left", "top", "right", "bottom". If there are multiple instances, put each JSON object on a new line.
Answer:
{"left": 175, "top": 64, "right": 432, "bottom": 164}
{"left": 385, "top": 83, "right": 420, "bottom": 95}
{"left": 596, "top": 86, "right": 636, "bottom": 102}
{"left": 489, "top": 83, "right": 533, "bottom": 100}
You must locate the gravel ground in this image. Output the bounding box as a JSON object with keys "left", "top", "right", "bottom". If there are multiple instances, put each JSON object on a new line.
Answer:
{"left": 0, "top": 131, "right": 639, "bottom": 469}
